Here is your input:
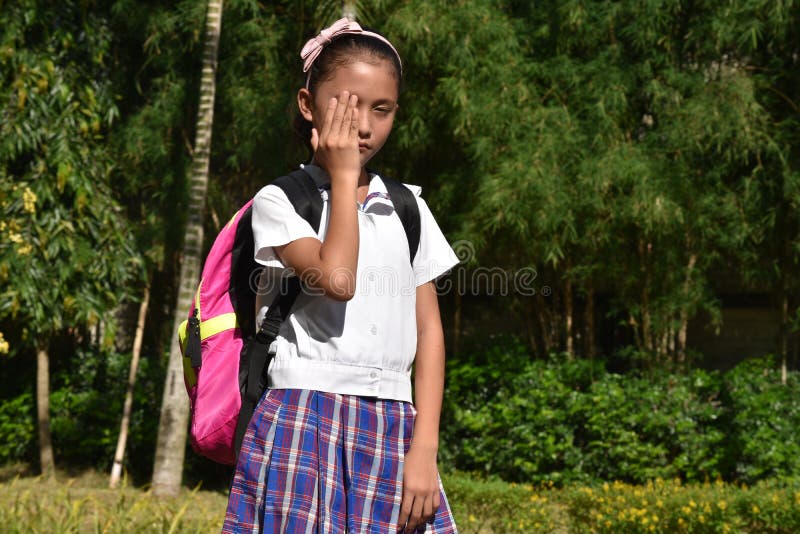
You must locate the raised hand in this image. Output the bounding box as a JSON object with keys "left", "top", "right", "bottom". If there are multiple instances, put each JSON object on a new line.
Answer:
{"left": 311, "top": 90, "right": 360, "bottom": 183}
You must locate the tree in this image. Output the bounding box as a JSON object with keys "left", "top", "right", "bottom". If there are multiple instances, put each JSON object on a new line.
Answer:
{"left": 151, "top": 0, "right": 224, "bottom": 496}
{"left": 0, "top": 1, "right": 140, "bottom": 477}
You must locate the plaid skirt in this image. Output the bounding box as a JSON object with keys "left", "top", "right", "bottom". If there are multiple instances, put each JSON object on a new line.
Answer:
{"left": 222, "top": 388, "right": 458, "bottom": 533}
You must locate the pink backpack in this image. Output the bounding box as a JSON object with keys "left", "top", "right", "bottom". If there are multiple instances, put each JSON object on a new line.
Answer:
{"left": 177, "top": 170, "right": 323, "bottom": 465}
{"left": 177, "top": 169, "right": 421, "bottom": 465}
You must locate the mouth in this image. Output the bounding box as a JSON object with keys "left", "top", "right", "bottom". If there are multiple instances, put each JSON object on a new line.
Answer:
{"left": 358, "top": 143, "right": 370, "bottom": 151}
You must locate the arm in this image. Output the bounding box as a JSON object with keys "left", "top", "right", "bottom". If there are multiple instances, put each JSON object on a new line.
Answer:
{"left": 275, "top": 92, "right": 361, "bottom": 301}
{"left": 399, "top": 280, "right": 445, "bottom": 532}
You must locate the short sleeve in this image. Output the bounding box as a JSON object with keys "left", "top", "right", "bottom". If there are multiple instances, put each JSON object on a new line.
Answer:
{"left": 252, "top": 184, "right": 320, "bottom": 268}
{"left": 412, "top": 195, "right": 460, "bottom": 286}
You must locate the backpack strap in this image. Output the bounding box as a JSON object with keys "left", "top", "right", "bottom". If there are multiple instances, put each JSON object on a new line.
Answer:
{"left": 380, "top": 176, "right": 421, "bottom": 264}
{"left": 234, "top": 169, "right": 322, "bottom": 462}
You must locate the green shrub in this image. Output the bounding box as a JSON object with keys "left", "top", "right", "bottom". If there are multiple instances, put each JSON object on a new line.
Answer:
{"left": 442, "top": 338, "right": 797, "bottom": 485}
{"left": 0, "top": 392, "right": 34, "bottom": 463}
{"left": 724, "top": 356, "right": 800, "bottom": 484}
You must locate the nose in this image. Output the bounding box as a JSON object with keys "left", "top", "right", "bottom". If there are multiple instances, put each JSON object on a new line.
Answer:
{"left": 357, "top": 105, "right": 371, "bottom": 139}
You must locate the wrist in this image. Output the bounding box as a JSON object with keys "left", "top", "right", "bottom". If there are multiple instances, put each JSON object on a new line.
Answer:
{"left": 409, "top": 436, "right": 439, "bottom": 453}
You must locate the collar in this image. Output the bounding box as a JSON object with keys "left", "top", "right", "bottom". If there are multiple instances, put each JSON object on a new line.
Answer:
{"left": 299, "top": 163, "right": 415, "bottom": 215}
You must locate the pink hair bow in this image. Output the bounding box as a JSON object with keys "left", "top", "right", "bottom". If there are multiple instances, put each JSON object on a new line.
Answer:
{"left": 300, "top": 17, "right": 402, "bottom": 86}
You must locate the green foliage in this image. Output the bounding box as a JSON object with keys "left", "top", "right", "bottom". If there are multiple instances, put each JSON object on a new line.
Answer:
{"left": 566, "top": 478, "right": 800, "bottom": 534}
{"left": 0, "top": 346, "right": 163, "bottom": 481}
{"left": 0, "top": 472, "right": 225, "bottom": 533}
{"left": 2, "top": 470, "right": 799, "bottom": 533}
{"left": 0, "top": 393, "right": 34, "bottom": 464}
{"left": 0, "top": 1, "right": 141, "bottom": 344}
{"left": 443, "top": 340, "right": 800, "bottom": 485}
{"left": 725, "top": 356, "right": 800, "bottom": 483}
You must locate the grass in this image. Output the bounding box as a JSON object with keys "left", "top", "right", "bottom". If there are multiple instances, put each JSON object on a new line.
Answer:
{"left": 1, "top": 465, "right": 799, "bottom": 533}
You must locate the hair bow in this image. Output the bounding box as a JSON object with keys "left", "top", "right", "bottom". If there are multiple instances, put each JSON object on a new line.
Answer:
{"left": 300, "top": 17, "right": 402, "bottom": 85}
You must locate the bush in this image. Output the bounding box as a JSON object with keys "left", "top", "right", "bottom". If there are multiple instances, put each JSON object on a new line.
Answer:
{"left": 724, "top": 356, "right": 800, "bottom": 484}
{"left": 0, "top": 392, "right": 34, "bottom": 464}
{"left": 442, "top": 337, "right": 800, "bottom": 485}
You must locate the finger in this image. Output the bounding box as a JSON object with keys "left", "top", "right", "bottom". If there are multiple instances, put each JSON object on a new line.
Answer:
{"left": 340, "top": 93, "right": 357, "bottom": 138}
{"left": 433, "top": 488, "right": 441, "bottom": 512}
{"left": 310, "top": 127, "right": 319, "bottom": 152}
{"left": 398, "top": 489, "right": 413, "bottom": 531}
{"left": 330, "top": 90, "right": 349, "bottom": 138}
{"left": 422, "top": 494, "right": 434, "bottom": 524}
{"left": 406, "top": 495, "right": 424, "bottom": 533}
{"left": 319, "top": 97, "right": 337, "bottom": 141}
{"left": 349, "top": 98, "right": 359, "bottom": 141}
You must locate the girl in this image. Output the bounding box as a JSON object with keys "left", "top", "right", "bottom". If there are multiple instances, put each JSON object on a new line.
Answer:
{"left": 223, "top": 17, "right": 459, "bottom": 533}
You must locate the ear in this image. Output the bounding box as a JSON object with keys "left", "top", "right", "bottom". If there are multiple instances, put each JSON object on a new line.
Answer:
{"left": 297, "top": 88, "right": 314, "bottom": 122}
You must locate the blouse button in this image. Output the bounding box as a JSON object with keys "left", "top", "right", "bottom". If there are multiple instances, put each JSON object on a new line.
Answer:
{"left": 369, "top": 371, "right": 378, "bottom": 379}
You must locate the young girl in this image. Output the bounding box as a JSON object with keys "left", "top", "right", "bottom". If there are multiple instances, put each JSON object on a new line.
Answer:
{"left": 223, "top": 18, "right": 459, "bottom": 533}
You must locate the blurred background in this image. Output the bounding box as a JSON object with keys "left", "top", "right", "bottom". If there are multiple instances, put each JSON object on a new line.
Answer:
{"left": 1, "top": 1, "right": 800, "bottom": 529}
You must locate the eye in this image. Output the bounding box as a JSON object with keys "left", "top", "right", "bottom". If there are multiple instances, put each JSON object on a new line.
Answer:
{"left": 374, "top": 105, "right": 395, "bottom": 114}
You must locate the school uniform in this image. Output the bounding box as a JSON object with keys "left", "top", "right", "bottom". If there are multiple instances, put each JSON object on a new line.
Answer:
{"left": 222, "top": 164, "right": 460, "bottom": 533}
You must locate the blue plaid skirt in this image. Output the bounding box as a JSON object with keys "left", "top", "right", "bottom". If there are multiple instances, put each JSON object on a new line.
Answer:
{"left": 222, "top": 388, "right": 458, "bottom": 533}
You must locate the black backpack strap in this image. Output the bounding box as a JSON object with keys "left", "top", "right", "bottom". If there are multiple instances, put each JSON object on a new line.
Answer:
{"left": 381, "top": 176, "right": 421, "bottom": 264}
{"left": 234, "top": 168, "right": 322, "bottom": 463}
{"left": 273, "top": 169, "right": 324, "bottom": 232}
{"left": 234, "top": 276, "right": 303, "bottom": 460}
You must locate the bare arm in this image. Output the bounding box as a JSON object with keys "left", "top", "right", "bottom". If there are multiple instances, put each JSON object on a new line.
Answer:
{"left": 399, "top": 280, "right": 445, "bottom": 531}
{"left": 275, "top": 92, "right": 361, "bottom": 301}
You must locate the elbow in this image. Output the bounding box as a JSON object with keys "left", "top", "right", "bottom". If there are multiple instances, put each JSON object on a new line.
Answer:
{"left": 318, "top": 269, "right": 356, "bottom": 301}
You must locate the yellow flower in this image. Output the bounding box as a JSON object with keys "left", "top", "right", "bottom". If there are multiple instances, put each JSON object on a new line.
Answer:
{"left": 656, "top": 499, "right": 663, "bottom": 508}
{"left": 699, "top": 514, "right": 705, "bottom": 523}
{"left": 718, "top": 500, "right": 727, "bottom": 511}
{"left": 22, "top": 187, "right": 37, "bottom": 214}
{"left": 689, "top": 499, "right": 697, "bottom": 508}
{"left": 682, "top": 506, "right": 692, "bottom": 515}
{"left": 17, "top": 244, "right": 32, "bottom": 255}
{"left": 603, "top": 482, "right": 610, "bottom": 492}
{"left": 8, "top": 232, "right": 23, "bottom": 243}
{"left": 0, "top": 332, "right": 9, "bottom": 354}
{"left": 678, "top": 518, "right": 686, "bottom": 527}
{"left": 752, "top": 505, "right": 760, "bottom": 514}
{"left": 468, "top": 514, "right": 476, "bottom": 522}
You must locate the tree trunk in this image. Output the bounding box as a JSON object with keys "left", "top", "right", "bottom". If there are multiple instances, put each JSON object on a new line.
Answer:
{"left": 780, "top": 274, "right": 789, "bottom": 385}
{"left": 152, "top": 0, "right": 223, "bottom": 497}
{"left": 536, "top": 293, "right": 553, "bottom": 355}
{"left": 564, "top": 274, "right": 574, "bottom": 359}
{"left": 584, "top": 284, "right": 595, "bottom": 359}
{"left": 677, "top": 253, "right": 697, "bottom": 364}
{"left": 110, "top": 284, "right": 150, "bottom": 488}
{"left": 638, "top": 238, "right": 653, "bottom": 353}
{"left": 36, "top": 343, "right": 55, "bottom": 479}
{"left": 342, "top": 1, "right": 357, "bottom": 20}
{"left": 453, "top": 289, "right": 462, "bottom": 358}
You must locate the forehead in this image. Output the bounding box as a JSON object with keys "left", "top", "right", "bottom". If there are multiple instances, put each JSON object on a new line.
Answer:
{"left": 314, "top": 60, "right": 399, "bottom": 102}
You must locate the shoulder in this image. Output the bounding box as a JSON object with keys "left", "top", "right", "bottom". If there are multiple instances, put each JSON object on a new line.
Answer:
{"left": 254, "top": 183, "right": 291, "bottom": 202}
{"left": 402, "top": 182, "right": 422, "bottom": 198}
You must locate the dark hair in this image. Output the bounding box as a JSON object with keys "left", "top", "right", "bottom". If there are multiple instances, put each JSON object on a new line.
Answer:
{"left": 293, "top": 30, "right": 403, "bottom": 159}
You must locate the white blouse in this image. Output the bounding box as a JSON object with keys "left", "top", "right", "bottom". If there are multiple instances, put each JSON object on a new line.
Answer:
{"left": 251, "top": 164, "right": 459, "bottom": 402}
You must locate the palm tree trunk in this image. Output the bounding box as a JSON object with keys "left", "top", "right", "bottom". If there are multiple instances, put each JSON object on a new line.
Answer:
{"left": 110, "top": 283, "right": 150, "bottom": 488}
{"left": 36, "top": 342, "right": 55, "bottom": 478}
{"left": 152, "top": 0, "right": 223, "bottom": 497}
